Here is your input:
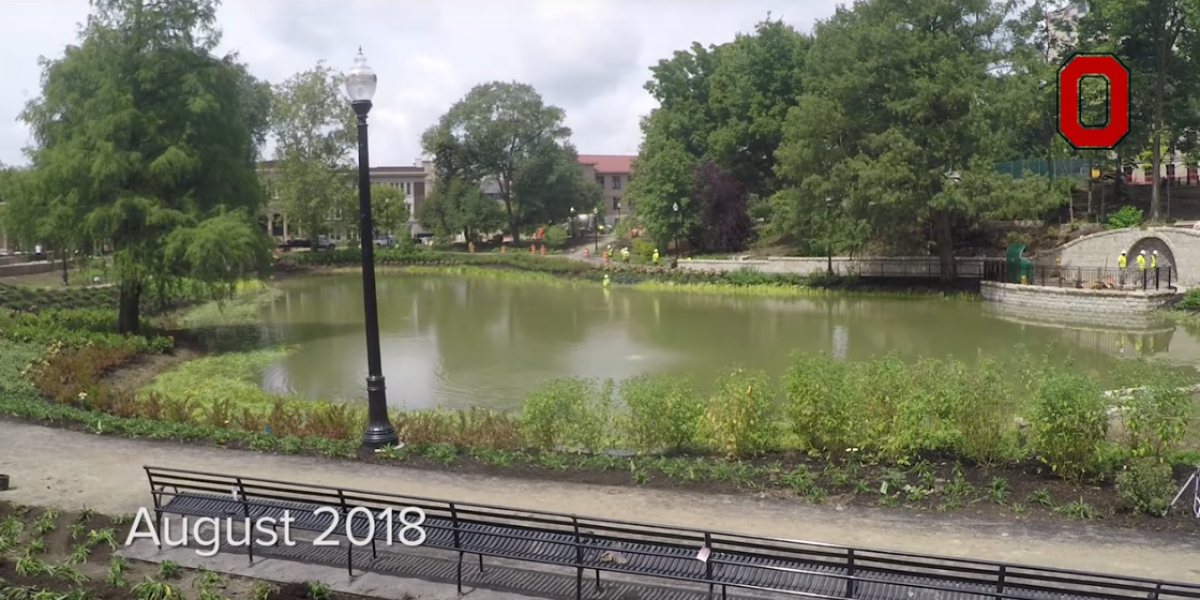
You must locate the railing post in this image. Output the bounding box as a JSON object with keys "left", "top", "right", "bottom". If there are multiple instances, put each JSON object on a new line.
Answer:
{"left": 845, "top": 548, "right": 855, "bottom": 598}
{"left": 1155, "top": 267, "right": 1160, "bottom": 290}
{"left": 996, "top": 564, "right": 1005, "bottom": 598}
{"left": 236, "top": 478, "right": 253, "bottom": 565}
{"left": 572, "top": 517, "right": 583, "bottom": 600}
{"left": 1151, "top": 582, "right": 1162, "bottom": 600}
{"left": 1143, "top": 269, "right": 1148, "bottom": 291}
{"left": 338, "top": 489, "right": 352, "bottom": 577}
{"left": 704, "top": 532, "right": 714, "bottom": 600}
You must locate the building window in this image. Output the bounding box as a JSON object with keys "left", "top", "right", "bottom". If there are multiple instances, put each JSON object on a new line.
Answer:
{"left": 612, "top": 176, "right": 621, "bottom": 190}
{"left": 595, "top": 175, "right": 604, "bottom": 187}
{"left": 612, "top": 197, "right": 620, "bottom": 211}
{"left": 1122, "top": 165, "right": 1134, "bottom": 182}
{"left": 328, "top": 208, "right": 344, "bottom": 221}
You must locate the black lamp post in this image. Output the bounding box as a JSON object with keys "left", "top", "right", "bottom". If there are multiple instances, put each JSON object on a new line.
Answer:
{"left": 824, "top": 196, "right": 833, "bottom": 277}
{"left": 346, "top": 48, "right": 400, "bottom": 450}
{"left": 593, "top": 208, "right": 599, "bottom": 253}
{"left": 672, "top": 202, "right": 680, "bottom": 258}
{"left": 570, "top": 207, "right": 575, "bottom": 239}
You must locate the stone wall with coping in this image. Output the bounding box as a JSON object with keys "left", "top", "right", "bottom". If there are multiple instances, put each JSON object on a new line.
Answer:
{"left": 980, "top": 282, "right": 1177, "bottom": 319}
{"left": 676, "top": 256, "right": 991, "bottom": 277}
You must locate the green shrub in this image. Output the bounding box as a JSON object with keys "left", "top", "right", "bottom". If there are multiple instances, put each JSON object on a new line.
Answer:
{"left": 1105, "top": 205, "right": 1143, "bottom": 229}
{"left": 631, "top": 238, "right": 655, "bottom": 262}
{"left": 781, "top": 352, "right": 855, "bottom": 455}
{"left": 1115, "top": 457, "right": 1176, "bottom": 516}
{"left": 618, "top": 373, "right": 705, "bottom": 454}
{"left": 705, "top": 367, "right": 776, "bottom": 457}
{"left": 1028, "top": 371, "right": 1108, "bottom": 482}
{"left": 542, "top": 225, "right": 568, "bottom": 247}
{"left": 1177, "top": 288, "right": 1200, "bottom": 311}
{"left": 520, "top": 378, "right": 614, "bottom": 452}
{"left": 953, "top": 355, "right": 1021, "bottom": 468}
{"left": 1112, "top": 359, "right": 1195, "bottom": 461}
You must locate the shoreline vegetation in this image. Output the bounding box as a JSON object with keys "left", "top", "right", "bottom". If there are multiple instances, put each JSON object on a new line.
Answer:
{"left": 2, "top": 252, "right": 1200, "bottom": 535}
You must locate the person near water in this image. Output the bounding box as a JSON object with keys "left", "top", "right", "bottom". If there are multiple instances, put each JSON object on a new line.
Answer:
{"left": 602, "top": 274, "right": 611, "bottom": 288}
{"left": 1117, "top": 250, "right": 1127, "bottom": 287}
{"left": 1151, "top": 250, "right": 1158, "bottom": 270}
{"left": 652, "top": 249, "right": 660, "bottom": 266}
{"left": 1137, "top": 250, "right": 1147, "bottom": 271}
{"left": 621, "top": 246, "right": 630, "bottom": 262}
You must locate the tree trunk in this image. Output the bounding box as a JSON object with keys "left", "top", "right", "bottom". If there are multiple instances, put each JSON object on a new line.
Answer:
{"left": 117, "top": 281, "right": 142, "bottom": 334}
{"left": 1151, "top": 132, "right": 1163, "bottom": 222}
{"left": 60, "top": 253, "right": 69, "bottom": 286}
{"left": 933, "top": 211, "right": 956, "bottom": 283}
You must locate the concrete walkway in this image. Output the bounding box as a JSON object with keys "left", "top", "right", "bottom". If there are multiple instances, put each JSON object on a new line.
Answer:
{"left": 1, "top": 419, "right": 1198, "bottom": 583}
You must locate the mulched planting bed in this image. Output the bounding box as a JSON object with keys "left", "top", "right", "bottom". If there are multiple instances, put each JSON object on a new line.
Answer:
{"left": 0, "top": 500, "right": 375, "bottom": 600}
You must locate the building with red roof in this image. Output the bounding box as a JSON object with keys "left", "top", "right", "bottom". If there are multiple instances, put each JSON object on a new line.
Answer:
{"left": 577, "top": 154, "right": 635, "bottom": 226}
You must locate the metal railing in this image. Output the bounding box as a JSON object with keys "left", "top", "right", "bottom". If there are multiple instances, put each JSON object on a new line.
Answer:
{"left": 144, "top": 466, "right": 1200, "bottom": 600}
{"left": 986, "top": 265, "right": 1174, "bottom": 291}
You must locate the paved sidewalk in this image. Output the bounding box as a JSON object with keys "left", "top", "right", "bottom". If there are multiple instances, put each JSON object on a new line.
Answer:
{"left": 1, "top": 419, "right": 1198, "bottom": 583}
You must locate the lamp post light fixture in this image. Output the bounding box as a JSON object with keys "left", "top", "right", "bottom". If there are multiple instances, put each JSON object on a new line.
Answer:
{"left": 672, "top": 202, "right": 681, "bottom": 259}
{"left": 593, "top": 207, "right": 599, "bottom": 253}
{"left": 346, "top": 48, "right": 400, "bottom": 450}
{"left": 570, "top": 206, "right": 575, "bottom": 239}
{"left": 824, "top": 197, "right": 834, "bottom": 277}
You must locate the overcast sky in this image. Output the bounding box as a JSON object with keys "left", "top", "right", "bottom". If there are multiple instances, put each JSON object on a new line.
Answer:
{"left": 0, "top": 0, "right": 841, "bottom": 168}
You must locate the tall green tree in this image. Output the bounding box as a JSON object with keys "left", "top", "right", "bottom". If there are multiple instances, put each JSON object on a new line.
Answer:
{"left": 369, "top": 183, "right": 410, "bottom": 238}
{"left": 0, "top": 167, "right": 81, "bottom": 284}
{"left": 421, "top": 82, "right": 589, "bottom": 242}
{"left": 21, "top": 0, "right": 273, "bottom": 331}
{"left": 775, "top": 0, "right": 1057, "bottom": 279}
{"left": 269, "top": 64, "right": 356, "bottom": 243}
{"left": 417, "top": 177, "right": 505, "bottom": 241}
{"left": 1078, "top": 0, "right": 1200, "bottom": 222}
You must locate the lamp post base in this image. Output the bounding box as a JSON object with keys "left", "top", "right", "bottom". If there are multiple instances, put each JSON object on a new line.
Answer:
{"left": 361, "top": 424, "right": 401, "bottom": 449}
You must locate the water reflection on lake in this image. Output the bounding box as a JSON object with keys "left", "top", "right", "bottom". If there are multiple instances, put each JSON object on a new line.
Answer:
{"left": 251, "top": 274, "right": 1200, "bottom": 411}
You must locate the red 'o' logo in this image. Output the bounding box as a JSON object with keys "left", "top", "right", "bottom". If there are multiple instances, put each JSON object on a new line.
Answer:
{"left": 1057, "top": 53, "right": 1131, "bottom": 150}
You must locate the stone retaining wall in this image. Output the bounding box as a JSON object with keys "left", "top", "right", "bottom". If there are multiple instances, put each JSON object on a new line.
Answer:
{"left": 980, "top": 281, "right": 1177, "bottom": 318}
{"left": 677, "top": 256, "right": 991, "bottom": 277}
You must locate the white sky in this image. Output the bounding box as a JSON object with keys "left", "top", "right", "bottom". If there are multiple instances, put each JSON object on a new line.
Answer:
{"left": 0, "top": 0, "right": 843, "bottom": 167}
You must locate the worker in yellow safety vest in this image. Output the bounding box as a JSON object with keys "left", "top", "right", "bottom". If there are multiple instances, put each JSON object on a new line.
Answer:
{"left": 1137, "top": 250, "right": 1147, "bottom": 270}
{"left": 1117, "top": 251, "right": 1127, "bottom": 287}
{"left": 1151, "top": 250, "right": 1157, "bottom": 269}
{"left": 652, "top": 249, "right": 660, "bottom": 266}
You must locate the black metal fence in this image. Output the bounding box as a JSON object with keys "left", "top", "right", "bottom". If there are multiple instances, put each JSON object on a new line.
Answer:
{"left": 145, "top": 466, "right": 1200, "bottom": 600}
{"left": 986, "top": 265, "right": 1174, "bottom": 291}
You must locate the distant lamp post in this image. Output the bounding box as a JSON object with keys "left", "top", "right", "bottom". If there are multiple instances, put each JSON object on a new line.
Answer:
{"left": 346, "top": 48, "right": 400, "bottom": 450}
{"left": 570, "top": 207, "right": 576, "bottom": 239}
{"left": 593, "top": 207, "right": 599, "bottom": 253}
{"left": 672, "top": 202, "right": 681, "bottom": 259}
{"left": 824, "top": 197, "right": 834, "bottom": 277}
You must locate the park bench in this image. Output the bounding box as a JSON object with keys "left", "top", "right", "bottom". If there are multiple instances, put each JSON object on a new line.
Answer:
{"left": 144, "top": 466, "right": 1200, "bottom": 600}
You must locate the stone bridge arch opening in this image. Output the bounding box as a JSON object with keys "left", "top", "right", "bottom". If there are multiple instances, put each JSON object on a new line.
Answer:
{"left": 1127, "top": 236, "right": 1176, "bottom": 270}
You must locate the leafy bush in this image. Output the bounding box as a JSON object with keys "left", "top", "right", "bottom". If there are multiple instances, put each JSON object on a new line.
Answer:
{"left": 1105, "top": 205, "right": 1143, "bottom": 229}
{"left": 705, "top": 367, "right": 776, "bottom": 457}
{"left": 781, "top": 352, "right": 855, "bottom": 455}
{"left": 1028, "top": 371, "right": 1108, "bottom": 482}
{"left": 1111, "top": 359, "right": 1195, "bottom": 462}
{"left": 520, "top": 378, "right": 614, "bottom": 452}
{"left": 619, "top": 373, "right": 705, "bottom": 454}
{"left": 542, "top": 224, "right": 568, "bottom": 247}
{"left": 1176, "top": 288, "right": 1200, "bottom": 311}
{"left": 1115, "top": 457, "right": 1175, "bottom": 516}
{"left": 631, "top": 238, "right": 655, "bottom": 262}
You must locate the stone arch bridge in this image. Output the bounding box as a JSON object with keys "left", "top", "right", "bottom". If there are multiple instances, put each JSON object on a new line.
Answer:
{"left": 1040, "top": 226, "right": 1200, "bottom": 286}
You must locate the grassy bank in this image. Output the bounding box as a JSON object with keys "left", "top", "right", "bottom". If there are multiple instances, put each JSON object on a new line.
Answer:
{"left": 279, "top": 247, "right": 980, "bottom": 300}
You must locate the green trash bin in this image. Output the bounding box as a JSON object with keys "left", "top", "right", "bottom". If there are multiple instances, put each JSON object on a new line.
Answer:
{"left": 1004, "top": 243, "right": 1027, "bottom": 283}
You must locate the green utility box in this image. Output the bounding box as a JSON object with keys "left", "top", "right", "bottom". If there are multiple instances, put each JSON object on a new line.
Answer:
{"left": 1004, "top": 244, "right": 1033, "bottom": 284}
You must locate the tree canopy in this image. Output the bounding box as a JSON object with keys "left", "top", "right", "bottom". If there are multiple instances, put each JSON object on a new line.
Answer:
{"left": 421, "top": 82, "right": 601, "bottom": 242}
{"left": 627, "top": 1, "right": 1183, "bottom": 278}
{"left": 19, "top": 0, "right": 273, "bottom": 331}
{"left": 268, "top": 63, "right": 356, "bottom": 242}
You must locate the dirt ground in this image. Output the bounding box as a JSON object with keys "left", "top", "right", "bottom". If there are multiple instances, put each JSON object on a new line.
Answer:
{"left": 1, "top": 419, "right": 1199, "bottom": 584}
{"left": 0, "top": 500, "right": 367, "bottom": 600}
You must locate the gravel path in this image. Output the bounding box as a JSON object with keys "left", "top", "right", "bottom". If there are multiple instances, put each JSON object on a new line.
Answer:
{"left": 1, "top": 419, "right": 1198, "bottom": 582}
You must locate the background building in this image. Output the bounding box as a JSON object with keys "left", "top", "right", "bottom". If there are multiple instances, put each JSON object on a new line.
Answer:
{"left": 578, "top": 155, "right": 634, "bottom": 226}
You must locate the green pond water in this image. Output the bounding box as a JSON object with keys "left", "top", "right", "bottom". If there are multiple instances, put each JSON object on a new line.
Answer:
{"left": 249, "top": 273, "right": 1200, "bottom": 411}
